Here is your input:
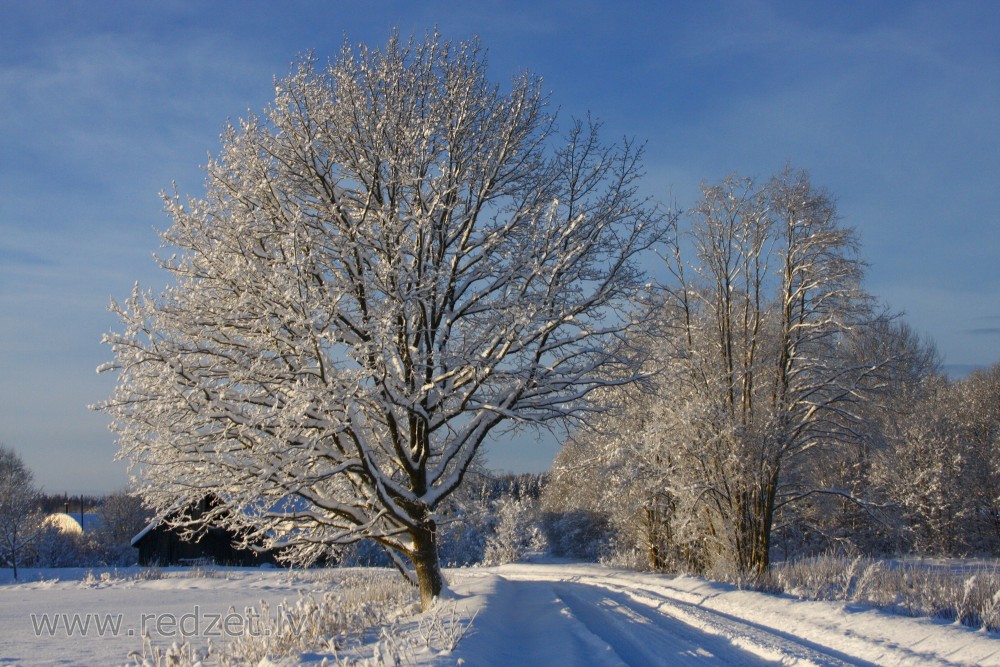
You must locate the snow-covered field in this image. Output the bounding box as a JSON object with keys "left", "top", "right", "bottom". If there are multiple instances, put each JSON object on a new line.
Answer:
{"left": 1, "top": 562, "right": 998, "bottom": 666}
{"left": 0, "top": 565, "right": 314, "bottom": 665}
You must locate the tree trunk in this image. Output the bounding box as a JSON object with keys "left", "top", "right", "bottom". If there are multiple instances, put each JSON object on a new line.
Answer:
{"left": 11, "top": 525, "right": 18, "bottom": 581}
{"left": 733, "top": 475, "right": 777, "bottom": 581}
{"left": 411, "top": 521, "right": 444, "bottom": 611}
{"left": 644, "top": 506, "right": 665, "bottom": 570}
{"left": 750, "top": 471, "right": 778, "bottom": 579}
{"left": 751, "top": 474, "right": 777, "bottom": 578}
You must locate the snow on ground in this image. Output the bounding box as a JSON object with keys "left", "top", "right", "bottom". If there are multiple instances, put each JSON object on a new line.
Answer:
{"left": 1, "top": 562, "right": 999, "bottom": 666}
{"left": 0, "top": 566, "right": 332, "bottom": 666}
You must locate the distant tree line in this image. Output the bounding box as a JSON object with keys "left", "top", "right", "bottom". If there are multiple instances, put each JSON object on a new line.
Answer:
{"left": 37, "top": 493, "right": 104, "bottom": 515}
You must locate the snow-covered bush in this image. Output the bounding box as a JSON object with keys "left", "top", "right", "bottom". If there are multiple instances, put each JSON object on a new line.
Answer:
{"left": 31, "top": 524, "right": 139, "bottom": 568}
{"left": 334, "top": 472, "right": 544, "bottom": 569}
{"left": 438, "top": 519, "right": 489, "bottom": 567}
{"left": 127, "top": 635, "right": 207, "bottom": 667}
{"left": 31, "top": 526, "right": 81, "bottom": 567}
{"left": 438, "top": 472, "right": 545, "bottom": 567}
{"left": 435, "top": 479, "right": 493, "bottom": 567}
{"left": 93, "top": 538, "right": 140, "bottom": 566}
{"left": 482, "top": 495, "right": 545, "bottom": 566}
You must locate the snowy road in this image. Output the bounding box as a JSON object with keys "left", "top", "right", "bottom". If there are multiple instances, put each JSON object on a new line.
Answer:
{"left": 451, "top": 575, "right": 778, "bottom": 665}
{"left": 442, "top": 563, "right": 1000, "bottom": 666}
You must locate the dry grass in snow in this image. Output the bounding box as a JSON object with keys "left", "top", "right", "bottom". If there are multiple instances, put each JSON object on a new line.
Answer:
{"left": 768, "top": 555, "right": 1000, "bottom": 631}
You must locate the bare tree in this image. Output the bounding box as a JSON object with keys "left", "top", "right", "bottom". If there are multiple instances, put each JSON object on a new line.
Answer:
{"left": 97, "top": 489, "right": 152, "bottom": 545}
{"left": 97, "top": 32, "right": 662, "bottom": 608}
{"left": 0, "top": 444, "right": 43, "bottom": 579}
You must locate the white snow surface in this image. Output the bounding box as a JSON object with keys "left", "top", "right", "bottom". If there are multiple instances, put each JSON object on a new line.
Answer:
{"left": 1, "top": 562, "right": 999, "bottom": 666}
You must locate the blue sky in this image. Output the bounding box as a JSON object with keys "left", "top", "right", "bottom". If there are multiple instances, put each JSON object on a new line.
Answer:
{"left": 1, "top": 1, "right": 998, "bottom": 494}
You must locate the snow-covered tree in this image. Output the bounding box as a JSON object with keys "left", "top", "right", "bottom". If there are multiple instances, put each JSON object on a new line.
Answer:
{"left": 91, "top": 489, "right": 151, "bottom": 564}
{"left": 957, "top": 364, "right": 1000, "bottom": 550}
{"left": 809, "top": 319, "right": 942, "bottom": 556}
{"left": 646, "top": 170, "right": 886, "bottom": 577}
{"left": 0, "top": 444, "right": 43, "bottom": 579}
{"left": 481, "top": 492, "right": 544, "bottom": 566}
{"left": 97, "top": 32, "right": 662, "bottom": 608}
{"left": 885, "top": 375, "right": 971, "bottom": 553}
{"left": 543, "top": 386, "right": 679, "bottom": 569}
{"left": 876, "top": 361, "right": 1000, "bottom": 555}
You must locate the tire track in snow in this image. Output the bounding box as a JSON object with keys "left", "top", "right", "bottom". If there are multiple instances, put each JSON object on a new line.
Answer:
{"left": 451, "top": 575, "right": 780, "bottom": 666}
{"left": 549, "top": 581, "right": 774, "bottom": 665}
{"left": 564, "top": 578, "right": 873, "bottom": 667}
{"left": 448, "top": 575, "right": 627, "bottom": 667}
